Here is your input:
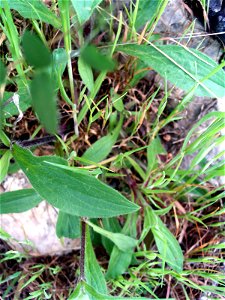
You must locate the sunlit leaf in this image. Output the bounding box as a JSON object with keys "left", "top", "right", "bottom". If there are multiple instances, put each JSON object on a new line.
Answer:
{"left": 118, "top": 44, "right": 225, "bottom": 98}
{"left": 12, "top": 145, "right": 139, "bottom": 218}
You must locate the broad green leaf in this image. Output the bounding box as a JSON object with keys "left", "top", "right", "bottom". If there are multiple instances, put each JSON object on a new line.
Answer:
{"left": 78, "top": 56, "right": 94, "bottom": 92}
{"left": 82, "top": 117, "right": 123, "bottom": 163}
{"left": 147, "top": 136, "right": 166, "bottom": 173}
{"left": 0, "top": 0, "right": 61, "bottom": 28}
{"left": 12, "top": 144, "right": 139, "bottom": 218}
{"left": 118, "top": 44, "right": 225, "bottom": 98}
{"left": 87, "top": 221, "right": 137, "bottom": 252}
{"left": 22, "top": 31, "right": 52, "bottom": 69}
{"left": 101, "top": 218, "right": 121, "bottom": 254}
{"left": 106, "top": 214, "right": 138, "bottom": 279}
{"left": 85, "top": 226, "right": 107, "bottom": 298}
{"left": 146, "top": 207, "right": 184, "bottom": 273}
{"left": 135, "top": 0, "right": 166, "bottom": 30}
{"left": 0, "top": 150, "right": 12, "bottom": 183}
{"left": 56, "top": 211, "right": 80, "bottom": 239}
{"left": 30, "top": 72, "right": 58, "bottom": 134}
{"left": 0, "top": 189, "right": 42, "bottom": 214}
{"left": 2, "top": 80, "right": 32, "bottom": 117}
{"left": 0, "top": 59, "right": 6, "bottom": 85}
{"left": 71, "top": 0, "right": 103, "bottom": 24}
{"left": 81, "top": 45, "right": 116, "bottom": 72}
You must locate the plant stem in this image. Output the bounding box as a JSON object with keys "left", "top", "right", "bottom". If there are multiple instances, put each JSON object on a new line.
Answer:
{"left": 80, "top": 219, "right": 86, "bottom": 281}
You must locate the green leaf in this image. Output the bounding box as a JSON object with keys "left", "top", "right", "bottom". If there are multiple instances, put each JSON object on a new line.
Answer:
{"left": 0, "top": 150, "right": 12, "bottom": 183}
{"left": 146, "top": 207, "right": 184, "bottom": 273}
{"left": 71, "top": 0, "right": 103, "bottom": 24}
{"left": 52, "top": 48, "right": 67, "bottom": 77}
{"left": 12, "top": 144, "right": 139, "bottom": 218}
{"left": 118, "top": 44, "right": 225, "bottom": 98}
{"left": 0, "top": 189, "right": 42, "bottom": 214}
{"left": 135, "top": 0, "right": 166, "bottom": 30}
{"left": 30, "top": 72, "right": 58, "bottom": 134}
{"left": 85, "top": 226, "right": 108, "bottom": 298}
{"left": 56, "top": 211, "right": 80, "bottom": 239}
{"left": 147, "top": 136, "right": 166, "bottom": 173}
{"left": 78, "top": 56, "right": 94, "bottom": 92}
{"left": 2, "top": 80, "right": 32, "bottom": 117}
{"left": 81, "top": 45, "right": 116, "bottom": 72}
{"left": 82, "top": 117, "right": 123, "bottom": 163}
{"left": 101, "top": 218, "right": 121, "bottom": 254}
{"left": 0, "top": 59, "right": 6, "bottom": 85}
{"left": 87, "top": 221, "right": 137, "bottom": 252}
{"left": 69, "top": 281, "right": 173, "bottom": 300}
{"left": 22, "top": 31, "right": 52, "bottom": 69}
{"left": 106, "top": 214, "right": 138, "bottom": 279}
{"left": 0, "top": 0, "right": 61, "bottom": 28}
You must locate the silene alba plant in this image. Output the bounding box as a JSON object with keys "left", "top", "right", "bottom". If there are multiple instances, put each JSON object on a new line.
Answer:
{"left": 0, "top": 0, "right": 225, "bottom": 299}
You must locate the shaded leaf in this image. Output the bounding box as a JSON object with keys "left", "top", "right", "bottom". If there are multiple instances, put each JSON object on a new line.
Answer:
{"left": 53, "top": 48, "right": 67, "bottom": 77}
{"left": 85, "top": 226, "right": 108, "bottom": 298}
{"left": 71, "top": 0, "right": 103, "bottom": 24}
{"left": 0, "top": 189, "right": 42, "bottom": 214}
{"left": 0, "top": 59, "right": 6, "bottom": 85}
{"left": 81, "top": 45, "right": 116, "bottom": 72}
{"left": 118, "top": 44, "right": 225, "bottom": 98}
{"left": 87, "top": 221, "right": 137, "bottom": 252}
{"left": 106, "top": 213, "right": 138, "bottom": 279}
{"left": 0, "top": 0, "right": 61, "bottom": 28}
{"left": 56, "top": 211, "right": 80, "bottom": 239}
{"left": 30, "top": 72, "right": 58, "bottom": 134}
{"left": 0, "top": 150, "right": 12, "bottom": 183}
{"left": 102, "top": 218, "right": 121, "bottom": 254}
{"left": 22, "top": 31, "right": 52, "bottom": 69}
{"left": 12, "top": 144, "right": 139, "bottom": 218}
{"left": 82, "top": 117, "right": 123, "bottom": 163}
{"left": 78, "top": 56, "right": 94, "bottom": 92}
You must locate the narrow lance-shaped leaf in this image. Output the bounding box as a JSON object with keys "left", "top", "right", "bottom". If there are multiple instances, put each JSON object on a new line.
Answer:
{"left": 145, "top": 207, "right": 184, "bottom": 273}
{"left": 117, "top": 44, "right": 225, "bottom": 98}
{"left": 0, "top": 150, "right": 12, "bottom": 183}
{"left": 84, "top": 225, "right": 107, "bottom": 300}
{"left": 0, "top": 59, "right": 6, "bottom": 85}
{"left": 82, "top": 117, "right": 123, "bottom": 163}
{"left": 30, "top": 72, "right": 58, "bottom": 134}
{"left": 0, "top": 189, "right": 42, "bottom": 214}
{"left": 12, "top": 144, "right": 139, "bottom": 218}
